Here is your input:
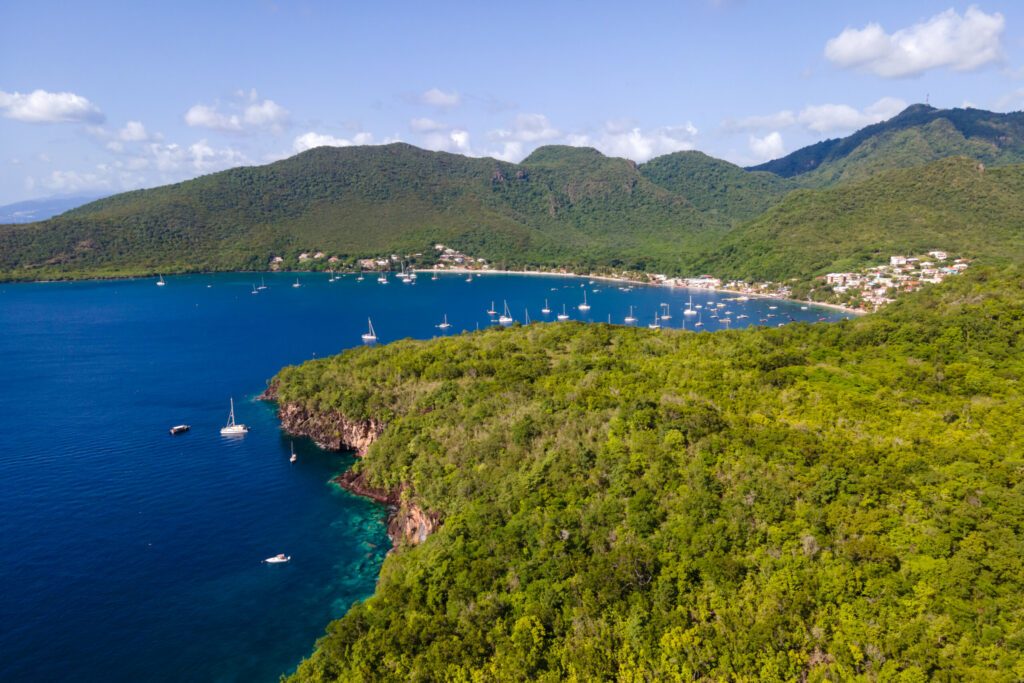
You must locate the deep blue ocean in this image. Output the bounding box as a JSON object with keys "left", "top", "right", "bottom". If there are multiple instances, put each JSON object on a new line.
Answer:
{"left": 0, "top": 272, "right": 847, "bottom": 681}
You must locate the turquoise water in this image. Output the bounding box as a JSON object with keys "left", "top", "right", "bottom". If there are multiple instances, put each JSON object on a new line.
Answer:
{"left": 0, "top": 272, "right": 846, "bottom": 681}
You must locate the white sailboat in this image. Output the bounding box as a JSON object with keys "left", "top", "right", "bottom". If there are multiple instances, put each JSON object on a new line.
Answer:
{"left": 290, "top": 442, "right": 297, "bottom": 463}
{"left": 694, "top": 312, "right": 703, "bottom": 328}
{"left": 557, "top": 304, "right": 569, "bottom": 321}
{"left": 156, "top": 274, "right": 166, "bottom": 286}
{"left": 465, "top": 273, "right": 473, "bottom": 282}
{"left": 578, "top": 290, "right": 590, "bottom": 312}
{"left": 356, "top": 272, "right": 365, "bottom": 282}
{"left": 292, "top": 277, "right": 301, "bottom": 288}
{"left": 258, "top": 276, "right": 267, "bottom": 291}
{"left": 498, "top": 300, "right": 514, "bottom": 325}
{"left": 659, "top": 302, "right": 672, "bottom": 320}
{"left": 648, "top": 313, "right": 661, "bottom": 330}
{"left": 683, "top": 295, "right": 697, "bottom": 316}
{"left": 541, "top": 299, "right": 551, "bottom": 315}
{"left": 251, "top": 284, "right": 259, "bottom": 295}
{"left": 437, "top": 314, "right": 451, "bottom": 330}
{"left": 487, "top": 301, "right": 497, "bottom": 316}
{"left": 624, "top": 306, "right": 637, "bottom": 324}
{"left": 431, "top": 272, "right": 438, "bottom": 281}
{"left": 377, "top": 271, "right": 388, "bottom": 284}
{"left": 220, "top": 398, "right": 249, "bottom": 436}
{"left": 524, "top": 309, "right": 531, "bottom": 324}
{"left": 361, "top": 318, "right": 377, "bottom": 343}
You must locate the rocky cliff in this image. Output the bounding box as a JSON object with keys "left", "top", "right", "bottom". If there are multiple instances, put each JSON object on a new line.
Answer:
{"left": 261, "top": 382, "right": 438, "bottom": 546}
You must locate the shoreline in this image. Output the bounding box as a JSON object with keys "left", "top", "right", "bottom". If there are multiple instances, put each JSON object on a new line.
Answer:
{"left": 423, "top": 266, "right": 868, "bottom": 316}
{"left": 8, "top": 265, "right": 866, "bottom": 316}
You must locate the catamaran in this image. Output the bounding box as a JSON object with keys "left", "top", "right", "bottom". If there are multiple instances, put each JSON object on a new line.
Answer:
{"left": 361, "top": 318, "right": 378, "bottom": 343}
{"left": 437, "top": 314, "right": 451, "bottom": 330}
{"left": 220, "top": 398, "right": 249, "bottom": 436}
{"left": 541, "top": 299, "right": 551, "bottom": 315}
{"left": 498, "top": 301, "right": 514, "bottom": 325}
{"left": 683, "top": 295, "right": 697, "bottom": 316}
{"left": 578, "top": 290, "right": 590, "bottom": 312}
{"left": 156, "top": 274, "right": 166, "bottom": 286}
{"left": 624, "top": 306, "right": 637, "bottom": 324}
{"left": 557, "top": 304, "right": 569, "bottom": 321}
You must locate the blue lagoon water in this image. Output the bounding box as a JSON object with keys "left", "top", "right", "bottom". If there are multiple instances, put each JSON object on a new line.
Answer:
{"left": 0, "top": 272, "right": 847, "bottom": 681}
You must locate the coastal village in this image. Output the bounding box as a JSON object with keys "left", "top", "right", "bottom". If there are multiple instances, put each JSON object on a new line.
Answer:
{"left": 268, "top": 245, "right": 968, "bottom": 313}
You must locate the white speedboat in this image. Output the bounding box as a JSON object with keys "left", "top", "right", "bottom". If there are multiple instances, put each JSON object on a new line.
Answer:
{"left": 264, "top": 554, "right": 290, "bottom": 564}
{"left": 220, "top": 398, "right": 249, "bottom": 435}
{"left": 361, "top": 318, "right": 377, "bottom": 343}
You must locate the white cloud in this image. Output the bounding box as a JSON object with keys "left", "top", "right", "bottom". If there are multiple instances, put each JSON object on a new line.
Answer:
{"left": 420, "top": 88, "right": 461, "bottom": 107}
{"left": 797, "top": 97, "right": 907, "bottom": 133}
{"left": 242, "top": 99, "right": 289, "bottom": 130}
{"left": 491, "top": 113, "right": 561, "bottom": 143}
{"left": 421, "top": 129, "right": 473, "bottom": 155}
{"left": 726, "top": 97, "right": 907, "bottom": 137}
{"left": 748, "top": 131, "right": 785, "bottom": 162}
{"left": 185, "top": 104, "right": 242, "bottom": 131}
{"left": 293, "top": 131, "right": 374, "bottom": 152}
{"left": 825, "top": 7, "right": 1004, "bottom": 78}
{"left": 410, "top": 117, "right": 446, "bottom": 132}
{"left": 39, "top": 169, "right": 114, "bottom": 193}
{"left": 185, "top": 94, "right": 290, "bottom": 132}
{"left": 584, "top": 121, "right": 699, "bottom": 162}
{"left": 0, "top": 89, "right": 104, "bottom": 123}
{"left": 119, "top": 121, "right": 150, "bottom": 141}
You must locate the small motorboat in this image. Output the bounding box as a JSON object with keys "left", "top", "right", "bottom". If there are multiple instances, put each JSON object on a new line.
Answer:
{"left": 264, "top": 554, "right": 291, "bottom": 564}
{"left": 169, "top": 424, "right": 190, "bottom": 435}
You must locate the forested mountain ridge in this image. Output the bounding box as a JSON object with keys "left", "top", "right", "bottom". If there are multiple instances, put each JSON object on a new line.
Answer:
{"left": 699, "top": 156, "right": 1024, "bottom": 281}
{"left": 749, "top": 104, "right": 1024, "bottom": 185}
{"left": 271, "top": 266, "right": 1024, "bottom": 681}
{"left": 0, "top": 143, "right": 748, "bottom": 280}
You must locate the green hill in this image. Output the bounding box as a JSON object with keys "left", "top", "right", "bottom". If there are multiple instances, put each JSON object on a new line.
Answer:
{"left": 640, "top": 150, "right": 796, "bottom": 224}
{"left": 750, "top": 105, "right": 1024, "bottom": 186}
{"left": 0, "top": 143, "right": 756, "bottom": 281}
{"left": 271, "top": 267, "right": 1024, "bottom": 681}
{"left": 701, "top": 157, "right": 1024, "bottom": 281}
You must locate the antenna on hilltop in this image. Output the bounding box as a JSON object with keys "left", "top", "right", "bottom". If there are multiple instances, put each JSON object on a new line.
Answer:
{"left": 925, "top": 93, "right": 930, "bottom": 106}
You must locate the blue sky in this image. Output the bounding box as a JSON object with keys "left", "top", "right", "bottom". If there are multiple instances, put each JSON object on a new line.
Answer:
{"left": 2, "top": 1, "right": 1024, "bottom": 204}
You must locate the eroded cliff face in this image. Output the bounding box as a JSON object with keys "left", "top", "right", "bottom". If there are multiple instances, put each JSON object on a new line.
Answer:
{"left": 275, "top": 401, "right": 384, "bottom": 456}
{"left": 261, "top": 383, "right": 438, "bottom": 547}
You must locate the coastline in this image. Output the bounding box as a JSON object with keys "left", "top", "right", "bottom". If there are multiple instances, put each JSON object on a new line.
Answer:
{"left": 9, "top": 265, "right": 866, "bottom": 316}
{"left": 422, "top": 266, "right": 868, "bottom": 316}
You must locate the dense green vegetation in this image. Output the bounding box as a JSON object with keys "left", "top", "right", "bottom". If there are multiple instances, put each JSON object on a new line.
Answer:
{"left": 274, "top": 267, "right": 1024, "bottom": 681}
{"left": 640, "top": 151, "right": 795, "bottom": 224}
{"left": 700, "top": 157, "right": 1024, "bottom": 281}
{"left": 0, "top": 143, "right": 739, "bottom": 281}
{"left": 750, "top": 105, "right": 1024, "bottom": 185}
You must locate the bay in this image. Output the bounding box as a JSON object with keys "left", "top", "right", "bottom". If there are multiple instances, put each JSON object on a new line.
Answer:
{"left": 0, "top": 271, "right": 846, "bottom": 681}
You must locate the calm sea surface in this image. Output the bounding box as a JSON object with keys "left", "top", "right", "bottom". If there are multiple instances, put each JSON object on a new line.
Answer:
{"left": 0, "top": 272, "right": 847, "bottom": 681}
